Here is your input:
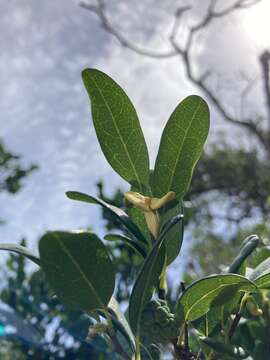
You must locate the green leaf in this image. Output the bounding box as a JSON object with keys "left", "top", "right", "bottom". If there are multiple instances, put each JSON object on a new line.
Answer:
{"left": 249, "top": 257, "right": 270, "bottom": 282}
{"left": 82, "top": 68, "right": 150, "bottom": 191}
{"left": 108, "top": 297, "right": 136, "bottom": 353}
{"left": 254, "top": 273, "right": 270, "bottom": 289}
{"left": 192, "top": 308, "right": 222, "bottom": 337}
{"left": 249, "top": 256, "right": 270, "bottom": 288}
{"left": 200, "top": 336, "right": 249, "bottom": 359}
{"left": 228, "top": 235, "right": 259, "bottom": 274}
{"left": 129, "top": 234, "right": 167, "bottom": 338}
{"left": 152, "top": 95, "right": 209, "bottom": 200}
{"left": 0, "top": 243, "right": 41, "bottom": 266}
{"left": 66, "top": 191, "right": 148, "bottom": 246}
{"left": 177, "top": 274, "right": 257, "bottom": 322}
{"left": 128, "top": 207, "right": 152, "bottom": 247}
{"left": 159, "top": 213, "right": 184, "bottom": 241}
{"left": 159, "top": 204, "right": 184, "bottom": 264}
{"left": 39, "top": 231, "right": 115, "bottom": 312}
{"left": 104, "top": 234, "right": 147, "bottom": 258}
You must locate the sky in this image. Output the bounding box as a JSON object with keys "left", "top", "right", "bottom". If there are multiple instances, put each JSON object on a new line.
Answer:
{"left": 1, "top": 0, "right": 270, "bottom": 261}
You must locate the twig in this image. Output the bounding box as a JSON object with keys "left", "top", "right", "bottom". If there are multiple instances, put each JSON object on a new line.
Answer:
{"left": 80, "top": 0, "right": 268, "bottom": 150}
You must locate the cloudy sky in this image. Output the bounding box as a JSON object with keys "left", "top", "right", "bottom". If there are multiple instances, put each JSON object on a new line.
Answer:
{"left": 1, "top": 0, "right": 270, "bottom": 259}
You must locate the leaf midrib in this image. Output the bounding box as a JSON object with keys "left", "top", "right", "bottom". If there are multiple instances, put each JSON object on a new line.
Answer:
{"left": 167, "top": 99, "right": 203, "bottom": 194}
{"left": 91, "top": 74, "right": 143, "bottom": 192}
{"left": 54, "top": 233, "right": 105, "bottom": 311}
{"left": 132, "top": 242, "right": 163, "bottom": 336}
{"left": 184, "top": 281, "right": 245, "bottom": 321}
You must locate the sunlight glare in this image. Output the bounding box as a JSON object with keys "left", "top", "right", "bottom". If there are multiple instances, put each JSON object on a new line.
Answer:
{"left": 242, "top": 1, "right": 270, "bottom": 48}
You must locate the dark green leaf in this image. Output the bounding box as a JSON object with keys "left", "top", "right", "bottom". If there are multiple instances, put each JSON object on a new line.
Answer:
{"left": 108, "top": 297, "right": 136, "bottom": 353}
{"left": 128, "top": 207, "right": 152, "bottom": 247}
{"left": 228, "top": 235, "right": 259, "bottom": 274}
{"left": 39, "top": 231, "right": 115, "bottom": 312}
{"left": 200, "top": 336, "right": 249, "bottom": 359}
{"left": 0, "top": 243, "right": 41, "bottom": 266}
{"left": 159, "top": 213, "right": 184, "bottom": 241}
{"left": 82, "top": 68, "right": 150, "bottom": 191}
{"left": 152, "top": 95, "right": 209, "bottom": 200}
{"left": 159, "top": 205, "right": 184, "bottom": 264}
{"left": 129, "top": 234, "right": 167, "bottom": 338}
{"left": 104, "top": 234, "right": 147, "bottom": 257}
{"left": 177, "top": 274, "right": 257, "bottom": 322}
{"left": 192, "top": 308, "right": 222, "bottom": 337}
{"left": 66, "top": 191, "right": 148, "bottom": 246}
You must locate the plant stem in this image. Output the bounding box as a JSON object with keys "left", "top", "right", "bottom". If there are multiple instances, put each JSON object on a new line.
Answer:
{"left": 111, "top": 333, "right": 131, "bottom": 360}
{"left": 135, "top": 337, "right": 141, "bottom": 360}
{"left": 228, "top": 312, "right": 241, "bottom": 340}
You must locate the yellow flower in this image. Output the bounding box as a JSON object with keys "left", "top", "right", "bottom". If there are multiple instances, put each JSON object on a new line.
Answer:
{"left": 124, "top": 191, "right": 175, "bottom": 239}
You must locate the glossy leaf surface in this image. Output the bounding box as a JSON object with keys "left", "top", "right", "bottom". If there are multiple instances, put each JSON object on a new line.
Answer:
{"left": 0, "top": 243, "right": 40, "bottom": 266}
{"left": 159, "top": 205, "right": 184, "bottom": 264}
{"left": 104, "top": 234, "right": 147, "bottom": 258}
{"left": 129, "top": 235, "right": 166, "bottom": 338}
{"left": 228, "top": 235, "right": 259, "bottom": 274}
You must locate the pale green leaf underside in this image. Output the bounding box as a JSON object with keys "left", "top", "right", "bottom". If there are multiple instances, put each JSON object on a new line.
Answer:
{"left": 0, "top": 243, "right": 40, "bottom": 266}
{"left": 39, "top": 231, "right": 115, "bottom": 312}
{"left": 254, "top": 273, "right": 270, "bottom": 289}
{"left": 82, "top": 68, "right": 150, "bottom": 192}
{"left": 153, "top": 95, "right": 210, "bottom": 200}
{"left": 178, "top": 274, "right": 257, "bottom": 322}
{"left": 249, "top": 256, "right": 270, "bottom": 281}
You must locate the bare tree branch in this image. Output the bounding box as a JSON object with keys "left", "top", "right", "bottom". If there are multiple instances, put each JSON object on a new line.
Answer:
{"left": 260, "top": 51, "right": 270, "bottom": 123}
{"left": 79, "top": 0, "right": 178, "bottom": 58}
{"left": 81, "top": 0, "right": 268, "bottom": 149}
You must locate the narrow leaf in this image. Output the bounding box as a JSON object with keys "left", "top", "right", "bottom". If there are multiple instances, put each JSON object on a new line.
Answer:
{"left": 108, "top": 297, "right": 136, "bottom": 353}
{"left": 82, "top": 68, "right": 150, "bottom": 191}
{"left": 39, "top": 231, "right": 115, "bottom": 312}
{"left": 129, "top": 233, "right": 167, "bottom": 338}
{"left": 249, "top": 257, "right": 270, "bottom": 281}
{"left": 177, "top": 274, "right": 257, "bottom": 322}
{"left": 228, "top": 235, "right": 259, "bottom": 274}
{"left": 153, "top": 95, "right": 209, "bottom": 200}
{"left": 104, "top": 234, "right": 147, "bottom": 257}
{"left": 0, "top": 243, "right": 41, "bottom": 266}
{"left": 128, "top": 207, "right": 152, "bottom": 247}
{"left": 159, "top": 213, "right": 184, "bottom": 241}
{"left": 200, "top": 336, "right": 249, "bottom": 359}
{"left": 254, "top": 273, "right": 270, "bottom": 289}
{"left": 66, "top": 191, "right": 148, "bottom": 245}
{"left": 159, "top": 206, "right": 184, "bottom": 264}
{"left": 249, "top": 257, "right": 270, "bottom": 289}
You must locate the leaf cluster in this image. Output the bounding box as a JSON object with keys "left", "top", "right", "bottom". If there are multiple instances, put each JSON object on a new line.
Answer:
{"left": 1, "top": 69, "right": 270, "bottom": 359}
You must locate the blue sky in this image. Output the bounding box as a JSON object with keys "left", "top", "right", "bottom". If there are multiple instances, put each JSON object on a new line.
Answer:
{"left": 0, "top": 0, "right": 269, "bottom": 260}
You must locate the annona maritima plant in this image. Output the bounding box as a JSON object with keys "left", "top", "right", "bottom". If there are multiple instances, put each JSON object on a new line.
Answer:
{"left": 1, "top": 69, "right": 270, "bottom": 359}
